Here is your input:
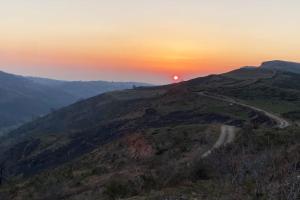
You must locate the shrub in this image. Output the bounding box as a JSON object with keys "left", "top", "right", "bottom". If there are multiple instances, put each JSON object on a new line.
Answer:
{"left": 103, "top": 180, "right": 137, "bottom": 200}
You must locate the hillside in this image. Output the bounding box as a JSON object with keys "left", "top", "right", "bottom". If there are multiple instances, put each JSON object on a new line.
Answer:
{"left": 0, "top": 63, "right": 299, "bottom": 199}
{"left": 260, "top": 60, "right": 300, "bottom": 74}
{"left": 0, "top": 71, "right": 149, "bottom": 133}
{"left": 0, "top": 71, "right": 74, "bottom": 132}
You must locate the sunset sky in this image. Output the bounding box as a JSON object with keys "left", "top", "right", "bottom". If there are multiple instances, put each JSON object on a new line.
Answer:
{"left": 1, "top": 0, "right": 300, "bottom": 83}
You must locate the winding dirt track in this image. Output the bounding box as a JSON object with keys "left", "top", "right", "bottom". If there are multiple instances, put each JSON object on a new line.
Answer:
{"left": 202, "top": 125, "right": 236, "bottom": 158}
{"left": 199, "top": 92, "right": 290, "bottom": 158}
{"left": 198, "top": 92, "right": 290, "bottom": 128}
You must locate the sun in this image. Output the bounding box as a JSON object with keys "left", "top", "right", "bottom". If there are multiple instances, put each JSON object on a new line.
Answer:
{"left": 173, "top": 75, "right": 179, "bottom": 81}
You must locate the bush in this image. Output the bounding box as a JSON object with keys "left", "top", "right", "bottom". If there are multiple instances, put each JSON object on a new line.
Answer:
{"left": 103, "top": 180, "right": 137, "bottom": 200}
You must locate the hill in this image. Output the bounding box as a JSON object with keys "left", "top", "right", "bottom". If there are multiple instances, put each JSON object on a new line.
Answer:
{"left": 260, "top": 60, "right": 300, "bottom": 74}
{"left": 0, "top": 71, "right": 149, "bottom": 134}
{"left": 0, "top": 71, "right": 74, "bottom": 133}
{"left": 0, "top": 63, "right": 299, "bottom": 200}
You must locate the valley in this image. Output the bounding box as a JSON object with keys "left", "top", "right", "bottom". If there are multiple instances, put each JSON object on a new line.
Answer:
{"left": 0, "top": 71, "right": 149, "bottom": 134}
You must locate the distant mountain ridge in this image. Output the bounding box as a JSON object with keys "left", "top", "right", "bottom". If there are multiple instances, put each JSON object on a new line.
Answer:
{"left": 0, "top": 70, "right": 150, "bottom": 133}
{"left": 28, "top": 76, "right": 151, "bottom": 99}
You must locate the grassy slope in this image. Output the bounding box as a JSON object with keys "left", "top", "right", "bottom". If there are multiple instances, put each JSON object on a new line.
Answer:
{"left": 1, "top": 125, "right": 298, "bottom": 200}
{"left": 187, "top": 69, "right": 300, "bottom": 120}
{"left": 0, "top": 68, "right": 299, "bottom": 199}
{"left": 0, "top": 85, "right": 267, "bottom": 177}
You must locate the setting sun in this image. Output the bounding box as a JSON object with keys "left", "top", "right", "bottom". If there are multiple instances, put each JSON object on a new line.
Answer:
{"left": 173, "top": 75, "right": 179, "bottom": 81}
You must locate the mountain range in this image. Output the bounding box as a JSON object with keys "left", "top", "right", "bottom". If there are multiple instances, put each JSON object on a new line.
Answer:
{"left": 0, "top": 60, "right": 299, "bottom": 200}
{"left": 0, "top": 71, "right": 150, "bottom": 134}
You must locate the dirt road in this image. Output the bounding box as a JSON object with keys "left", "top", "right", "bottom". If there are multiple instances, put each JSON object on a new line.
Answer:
{"left": 202, "top": 125, "right": 236, "bottom": 158}
{"left": 199, "top": 92, "right": 290, "bottom": 158}
{"left": 198, "top": 92, "right": 290, "bottom": 129}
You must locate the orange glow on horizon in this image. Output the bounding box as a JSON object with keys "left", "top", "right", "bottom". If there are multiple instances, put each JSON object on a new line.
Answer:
{"left": 1, "top": 1, "right": 300, "bottom": 83}
{"left": 0, "top": 39, "right": 255, "bottom": 78}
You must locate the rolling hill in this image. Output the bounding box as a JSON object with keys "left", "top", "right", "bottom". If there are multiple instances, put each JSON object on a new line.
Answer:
{"left": 260, "top": 60, "right": 300, "bottom": 74}
{"left": 0, "top": 61, "right": 299, "bottom": 200}
{"left": 0, "top": 71, "right": 149, "bottom": 134}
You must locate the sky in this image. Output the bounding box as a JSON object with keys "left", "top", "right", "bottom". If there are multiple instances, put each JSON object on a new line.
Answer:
{"left": 1, "top": 0, "right": 300, "bottom": 84}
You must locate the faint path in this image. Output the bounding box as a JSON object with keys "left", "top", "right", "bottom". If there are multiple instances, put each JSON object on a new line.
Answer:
{"left": 202, "top": 125, "right": 236, "bottom": 158}
{"left": 199, "top": 91, "right": 290, "bottom": 158}
{"left": 198, "top": 92, "right": 290, "bottom": 129}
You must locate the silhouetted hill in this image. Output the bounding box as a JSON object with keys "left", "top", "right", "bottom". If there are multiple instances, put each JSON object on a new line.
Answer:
{"left": 0, "top": 71, "right": 74, "bottom": 132}
{"left": 0, "top": 71, "right": 150, "bottom": 133}
{"left": 260, "top": 60, "right": 300, "bottom": 74}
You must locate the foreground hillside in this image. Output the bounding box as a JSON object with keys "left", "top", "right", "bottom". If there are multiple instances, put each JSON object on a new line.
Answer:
{"left": 0, "top": 61, "right": 299, "bottom": 199}
{"left": 0, "top": 71, "right": 149, "bottom": 133}
{"left": 2, "top": 126, "right": 297, "bottom": 200}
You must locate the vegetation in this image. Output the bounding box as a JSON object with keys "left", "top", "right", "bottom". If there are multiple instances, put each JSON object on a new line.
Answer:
{"left": 0, "top": 64, "right": 299, "bottom": 199}
{"left": 0, "top": 125, "right": 298, "bottom": 200}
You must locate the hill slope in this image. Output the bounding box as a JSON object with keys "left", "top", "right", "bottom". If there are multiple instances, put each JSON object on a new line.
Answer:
{"left": 0, "top": 71, "right": 74, "bottom": 132}
{"left": 0, "top": 71, "right": 149, "bottom": 133}
{"left": 260, "top": 60, "right": 300, "bottom": 74}
{"left": 0, "top": 63, "right": 299, "bottom": 199}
